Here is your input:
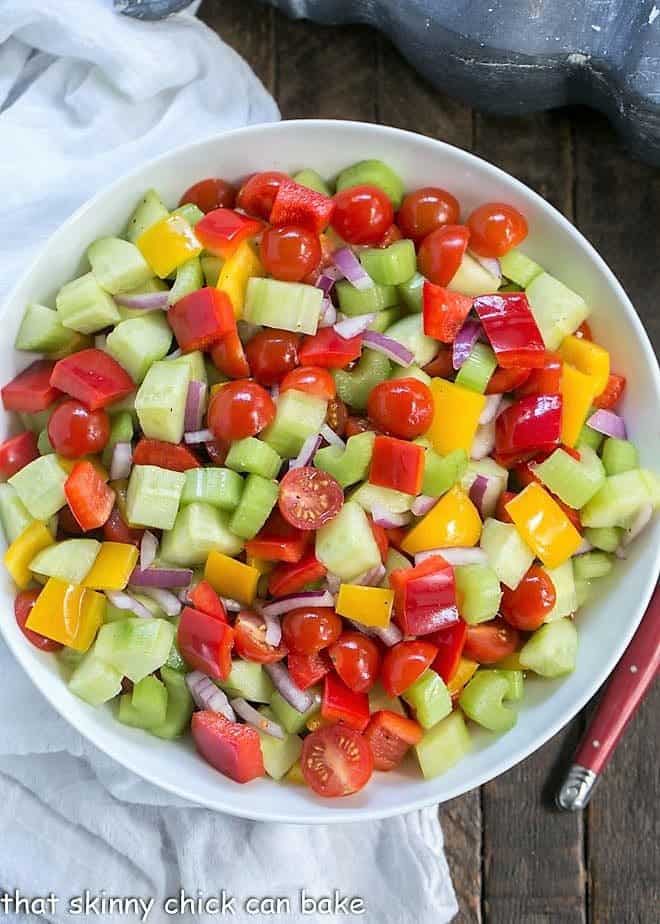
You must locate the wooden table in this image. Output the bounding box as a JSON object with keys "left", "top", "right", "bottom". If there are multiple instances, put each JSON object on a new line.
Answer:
{"left": 202, "top": 3, "right": 659, "bottom": 920}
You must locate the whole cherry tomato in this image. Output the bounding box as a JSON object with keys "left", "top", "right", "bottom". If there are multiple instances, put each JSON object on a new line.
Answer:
{"left": 574, "top": 321, "right": 593, "bottom": 340}
{"left": 417, "top": 224, "right": 470, "bottom": 286}
{"left": 178, "top": 177, "right": 236, "bottom": 213}
{"left": 344, "top": 416, "right": 375, "bottom": 439}
{"left": 234, "top": 611, "right": 288, "bottom": 663}
{"left": 367, "top": 377, "right": 433, "bottom": 440}
{"left": 397, "top": 187, "right": 460, "bottom": 243}
{"left": 282, "top": 606, "right": 342, "bottom": 655}
{"left": 237, "top": 171, "right": 289, "bottom": 219}
{"left": 500, "top": 565, "right": 556, "bottom": 631}
{"left": 376, "top": 224, "right": 403, "bottom": 247}
{"left": 245, "top": 329, "right": 301, "bottom": 386}
{"left": 14, "top": 589, "right": 62, "bottom": 652}
{"left": 207, "top": 380, "right": 275, "bottom": 441}
{"left": 47, "top": 399, "right": 110, "bottom": 459}
{"left": 466, "top": 202, "right": 528, "bottom": 258}
{"left": 329, "top": 631, "right": 381, "bottom": 693}
{"left": 280, "top": 366, "right": 336, "bottom": 401}
{"left": 463, "top": 618, "right": 520, "bottom": 664}
{"left": 380, "top": 640, "right": 438, "bottom": 697}
{"left": 301, "top": 724, "right": 373, "bottom": 797}
{"left": 260, "top": 225, "right": 321, "bottom": 282}
{"left": 325, "top": 397, "right": 348, "bottom": 436}
{"left": 331, "top": 185, "right": 393, "bottom": 245}
{"left": 278, "top": 467, "right": 344, "bottom": 531}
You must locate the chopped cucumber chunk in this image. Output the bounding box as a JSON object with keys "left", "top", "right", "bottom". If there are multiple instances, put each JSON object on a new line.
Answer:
{"left": 422, "top": 446, "right": 468, "bottom": 498}
{"left": 499, "top": 248, "right": 544, "bottom": 287}
{"left": 262, "top": 389, "right": 327, "bottom": 459}
{"left": 459, "top": 670, "right": 517, "bottom": 733}
{"left": 0, "top": 483, "right": 34, "bottom": 544}
{"left": 601, "top": 437, "right": 639, "bottom": 476}
{"left": 56, "top": 272, "right": 120, "bottom": 334}
{"left": 402, "top": 669, "right": 452, "bottom": 728}
{"left": 335, "top": 280, "right": 398, "bottom": 316}
{"left": 244, "top": 277, "right": 322, "bottom": 335}
{"left": 229, "top": 474, "right": 279, "bottom": 540}
{"left": 161, "top": 502, "right": 244, "bottom": 566}
{"left": 577, "top": 422, "right": 604, "bottom": 453}
{"left": 415, "top": 710, "right": 471, "bottom": 779}
{"left": 533, "top": 445, "right": 605, "bottom": 508}
{"left": 334, "top": 349, "right": 391, "bottom": 411}
{"left": 257, "top": 706, "right": 303, "bottom": 780}
{"left": 115, "top": 278, "right": 168, "bottom": 321}
{"left": 368, "top": 682, "right": 406, "bottom": 715}
{"left": 383, "top": 314, "right": 437, "bottom": 367}
{"left": 8, "top": 454, "right": 67, "bottom": 521}
{"left": 580, "top": 469, "right": 652, "bottom": 528}
{"left": 270, "top": 690, "right": 320, "bottom": 734}
{"left": 219, "top": 660, "right": 274, "bottom": 703}
{"left": 480, "top": 517, "right": 535, "bottom": 590}
{"left": 519, "top": 618, "right": 578, "bottom": 677}
{"left": 391, "top": 363, "right": 431, "bottom": 386}
{"left": 460, "top": 457, "right": 507, "bottom": 516}
{"left": 454, "top": 563, "right": 502, "bottom": 625}
{"left": 381, "top": 547, "right": 412, "bottom": 587}
{"left": 315, "top": 500, "right": 381, "bottom": 582}
{"left": 125, "top": 189, "right": 169, "bottom": 243}
{"left": 105, "top": 312, "right": 173, "bottom": 384}
{"left": 397, "top": 272, "right": 425, "bottom": 313}
{"left": 525, "top": 272, "right": 589, "bottom": 350}
{"left": 448, "top": 253, "right": 500, "bottom": 296}
{"left": 542, "top": 559, "right": 577, "bottom": 621}
{"left": 314, "top": 431, "right": 375, "bottom": 488}
{"left": 583, "top": 526, "right": 622, "bottom": 553}
{"left": 95, "top": 617, "right": 175, "bottom": 683}
{"left": 172, "top": 203, "right": 204, "bottom": 226}
{"left": 169, "top": 349, "right": 207, "bottom": 385}
{"left": 572, "top": 551, "right": 613, "bottom": 581}
{"left": 180, "top": 467, "right": 243, "bottom": 510}
{"left": 368, "top": 305, "right": 402, "bottom": 333}
{"left": 201, "top": 253, "right": 223, "bottom": 287}
{"left": 454, "top": 342, "right": 497, "bottom": 393}
{"left": 87, "top": 237, "right": 153, "bottom": 295}
{"left": 151, "top": 666, "right": 194, "bottom": 739}
{"left": 126, "top": 464, "right": 185, "bottom": 530}
{"left": 168, "top": 256, "right": 203, "bottom": 306}
{"left": 360, "top": 239, "right": 416, "bottom": 286}
{"left": 350, "top": 482, "right": 414, "bottom": 515}
{"left": 335, "top": 159, "right": 404, "bottom": 208}
{"left": 37, "top": 429, "right": 53, "bottom": 455}
{"left": 131, "top": 674, "right": 168, "bottom": 727}
{"left": 225, "top": 437, "right": 282, "bottom": 480}
{"left": 30, "top": 538, "right": 100, "bottom": 584}
{"left": 135, "top": 359, "right": 190, "bottom": 444}
{"left": 15, "top": 304, "right": 75, "bottom": 354}
{"left": 68, "top": 653, "right": 123, "bottom": 706}
{"left": 101, "top": 411, "right": 134, "bottom": 468}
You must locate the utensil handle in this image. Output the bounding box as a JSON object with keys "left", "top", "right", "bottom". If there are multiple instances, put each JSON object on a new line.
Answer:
{"left": 557, "top": 584, "right": 659, "bottom": 810}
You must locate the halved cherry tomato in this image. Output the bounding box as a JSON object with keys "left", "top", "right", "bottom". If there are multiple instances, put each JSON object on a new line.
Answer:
{"left": 301, "top": 724, "right": 373, "bottom": 797}
{"left": 466, "top": 202, "right": 528, "bottom": 257}
{"left": 417, "top": 225, "right": 470, "bottom": 286}
{"left": 244, "top": 329, "right": 301, "bottom": 386}
{"left": 210, "top": 329, "right": 250, "bottom": 379}
{"left": 423, "top": 347, "right": 454, "bottom": 379}
{"left": 380, "top": 639, "right": 438, "bottom": 697}
{"left": 132, "top": 438, "right": 200, "bottom": 472}
{"left": 260, "top": 225, "right": 321, "bottom": 282}
{"left": 463, "top": 618, "right": 520, "bottom": 664}
{"left": 268, "top": 549, "right": 327, "bottom": 598}
{"left": 278, "top": 466, "right": 343, "bottom": 531}
{"left": 328, "top": 631, "right": 381, "bottom": 693}
{"left": 189, "top": 580, "right": 228, "bottom": 623}
{"left": 179, "top": 177, "right": 236, "bottom": 213}
{"left": 207, "top": 379, "right": 275, "bottom": 441}
{"left": 486, "top": 366, "right": 532, "bottom": 395}
{"left": 331, "top": 185, "right": 393, "bottom": 245}
{"left": 501, "top": 565, "right": 556, "bottom": 631}
{"left": 287, "top": 649, "right": 332, "bottom": 689}
{"left": 234, "top": 611, "right": 287, "bottom": 664}
{"left": 0, "top": 431, "right": 39, "bottom": 480}
{"left": 205, "top": 439, "right": 230, "bottom": 466}
{"left": 593, "top": 372, "right": 626, "bottom": 410}
{"left": 280, "top": 366, "right": 336, "bottom": 400}
{"left": 364, "top": 710, "right": 423, "bottom": 771}
{"left": 397, "top": 187, "right": 460, "bottom": 243}
{"left": 298, "top": 328, "right": 363, "bottom": 369}
{"left": 15, "top": 589, "right": 62, "bottom": 652}
{"left": 47, "top": 400, "right": 110, "bottom": 459}
{"left": 325, "top": 397, "right": 348, "bottom": 437}
{"left": 367, "top": 377, "right": 433, "bottom": 440}
{"left": 102, "top": 506, "right": 144, "bottom": 546}
{"left": 282, "top": 606, "right": 342, "bottom": 655}
{"left": 429, "top": 620, "right": 467, "bottom": 683}
{"left": 574, "top": 321, "right": 593, "bottom": 340}
{"left": 344, "top": 416, "right": 375, "bottom": 438}
{"left": 237, "top": 171, "right": 289, "bottom": 219}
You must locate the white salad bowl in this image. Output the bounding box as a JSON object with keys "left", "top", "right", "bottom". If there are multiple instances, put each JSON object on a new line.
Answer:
{"left": 1, "top": 120, "right": 658, "bottom": 824}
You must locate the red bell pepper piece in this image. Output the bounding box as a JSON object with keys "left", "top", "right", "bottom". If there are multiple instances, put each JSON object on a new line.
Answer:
{"left": 422, "top": 282, "right": 473, "bottom": 343}
{"left": 269, "top": 180, "right": 335, "bottom": 233}
{"left": 191, "top": 711, "right": 264, "bottom": 783}
{"left": 194, "top": 208, "right": 262, "bottom": 259}
{"left": 321, "top": 671, "right": 370, "bottom": 732}
{"left": 50, "top": 349, "right": 134, "bottom": 410}
{"left": 369, "top": 435, "right": 425, "bottom": 495}
{"left": 133, "top": 438, "right": 200, "bottom": 472}
{"left": 485, "top": 365, "right": 532, "bottom": 394}
{"left": 516, "top": 351, "right": 563, "bottom": 396}
{"left": 288, "top": 649, "right": 332, "bottom": 690}
{"left": 429, "top": 620, "right": 467, "bottom": 683}
{"left": 363, "top": 710, "right": 423, "bottom": 771}
{"left": 64, "top": 461, "right": 115, "bottom": 531}
{"left": 495, "top": 394, "right": 562, "bottom": 457}
{"left": 385, "top": 526, "right": 408, "bottom": 550}
{"left": 0, "top": 431, "right": 39, "bottom": 479}
{"left": 298, "top": 328, "right": 363, "bottom": 369}
{"left": 244, "top": 509, "right": 308, "bottom": 563}
{"left": 168, "top": 287, "right": 234, "bottom": 353}
{"left": 178, "top": 605, "right": 234, "bottom": 681}
{"left": 268, "top": 549, "right": 327, "bottom": 597}
{"left": 2, "top": 360, "right": 61, "bottom": 413}
{"left": 473, "top": 292, "right": 545, "bottom": 368}
{"left": 390, "top": 555, "right": 459, "bottom": 636}
{"left": 593, "top": 372, "right": 626, "bottom": 410}
{"left": 189, "top": 580, "right": 228, "bottom": 624}
{"left": 210, "top": 327, "right": 250, "bottom": 379}
{"left": 367, "top": 516, "right": 389, "bottom": 562}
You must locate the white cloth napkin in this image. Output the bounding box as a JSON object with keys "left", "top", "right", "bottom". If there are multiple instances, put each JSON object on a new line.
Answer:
{"left": 0, "top": 2, "right": 458, "bottom": 921}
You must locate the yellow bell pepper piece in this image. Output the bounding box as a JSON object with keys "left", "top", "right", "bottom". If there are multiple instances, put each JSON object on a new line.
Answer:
{"left": 217, "top": 240, "right": 263, "bottom": 319}
{"left": 4, "top": 521, "right": 55, "bottom": 590}
{"left": 447, "top": 657, "right": 479, "bottom": 697}
{"left": 82, "top": 541, "right": 139, "bottom": 590}
{"left": 26, "top": 577, "right": 105, "bottom": 651}
{"left": 428, "top": 378, "right": 486, "bottom": 455}
{"left": 204, "top": 550, "right": 259, "bottom": 605}
{"left": 335, "top": 584, "right": 394, "bottom": 628}
{"left": 136, "top": 214, "right": 202, "bottom": 279}
{"left": 559, "top": 335, "right": 610, "bottom": 395}
{"left": 401, "top": 486, "right": 482, "bottom": 555}
{"left": 505, "top": 482, "right": 582, "bottom": 569}
{"left": 560, "top": 362, "right": 600, "bottom": 447}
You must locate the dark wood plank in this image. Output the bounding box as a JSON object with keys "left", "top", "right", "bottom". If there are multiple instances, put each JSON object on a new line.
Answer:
{"left": 200, "top": 0, "right": 275, "bottom": 93}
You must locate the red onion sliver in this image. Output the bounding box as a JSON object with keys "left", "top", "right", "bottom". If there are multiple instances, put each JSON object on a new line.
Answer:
{"left": 94, "top": 333, "right": 107, "bottom": 351}
{"left": 137, "top": 585, "right": 182, "bottom": 617}
{"left": 184, "top": 428, "right": 214, "bottom": 444}
{"left": 325, "top": 573, "right": 341, "bottom": 595}
{"left": 351, "top": 563, "right": 387, "bottom": 586}
{"left": 220, "top": 596, "right": 242, "bottom": 613}
{"left": 333, "top": 313, "right": 376, "bottom": 340}
{"left": 468, "top": 473, "right": 504, "bottom": 519}
{"left": 115, "top": 291, "right": 170, "bottom": 311}
{"left": 452, "top": 319, "right": 481, "bottom": 370}
{"left": 315, "top": 267, "right": 340, "bottom": 295}
{"left": 479, "top": 393, "right": 503, "bottom": 425}
{"left": 468, "top": 473, "right": 491, "bottom": 517}
{"left": 411, "top": 494, "right": 437, "bottom": 517}
{"left": 319, "top": 423, "right": 345, "bottom": 449}
{"left": 265, "top": 661, "right": 314, "bottom": 712}
{"left": 105, "top": 590, "right": 153, "bottom": 619}
{"left": 587, "top": 408, "right": 627, "bottom": 439}
{"left": 186, "top": 671, "right": 235, "bottom": 720}
{"left": 332, "top": 247, "right": 374, "bottom": 291}
{"left": 140, "top": 530, "right": 158, "bottom": 570}
{"left": 415, "top": 547, "right": 488, "bottom": 566}
{"left": 261, "top": 610, "right": 282, "bottom": 647}
{"left": 372, "top": 622, "right": 404, "bottom": 647}
{"left": 470, "top": 420, "right": 496, "bottom": 460}
{"left": 621, "top": 503, "right": 653, "bottom": 546}
{"left": 129, "top": 566, "right": 193, "bottom": 588}
{"left": 289, "top": 432, "right": 322, "bottom": 470}
{"left": 261, "top": 590, "right": 335, "bottom": 618}
{"left": 231, "top": 697, "right": 285, "bottom": 739}
{"left": 166, "top": 348, "right": 182, "bottom": 360}
{"left": 468, "top": 250, "right": 501, "bottom": 281}
{"left": 184, "top": 380, "right": 207, "bottom": 433}
{"left": 362, "top": 330, "right": 414, "bottom": 367}
{"left": 319, "top": 297, "right": 337, "bottom": 328}
{"left": 371, "top": 503, "right": 412, "bottom": 528}
{"left": 496, "top": 397, "right": 512, "bottom": 418}
{"left": 109, "top": 441, "right": 132, "bottom": 481}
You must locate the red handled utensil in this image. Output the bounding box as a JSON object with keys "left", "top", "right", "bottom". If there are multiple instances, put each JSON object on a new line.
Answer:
{"left": 557, "top": 583, "right": 659, "bottom": 810}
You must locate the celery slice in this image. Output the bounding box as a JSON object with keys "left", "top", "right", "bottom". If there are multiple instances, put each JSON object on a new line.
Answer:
{"left": 8, "top": 454, "right": 67, "bottom": 521}
{"left": 200, "top": 253, "right": 223, "bottom": 287}
{"left": 422, "top": 447, "right": 468, "bottom": 498}
{"left": 360, "top": 239, "right": 416, "bottom": 286}
{"left": 492, "top": 669, "right": 524, "bottom": 702}
{"left": 368, "top": 306, "right": 402, "bottom": 333}
{"left": 125, "top": 464, "right": 185, "bottom": 530}
{"left": 225, "top": 437, "right": 282, "bottom": 480}
{"left": 335, "top": 280, "right": 398, "bottom": 316}
{"left": 576, "top": 422, "right": 604, "bottom": 453}
{"left": 336, "top": 159, "right": 404, "bottom": 207}
{"left": 135, "top": 359, "right": 190, "bottom": 444}
{"left": 244, "top": 277, "right": 322, "bottom": 335}
{"left": 480, "top": 517, "right": 535, "bottom": 590}
{"left": 151, "top": 666, "right": 194, "bottom": 739}
{"left": 415, "top": 711, "right": 471, "bottom": 779}
{"left": 0, "top": 483, "right": 34, "bottom": 544}
{"left": 397, "top": 272, "right": 425, "bottom": 313}
{"left": 160, "top": 502, "right": 243, "bottom": 566}
{"left": 180, "top": 467, "right": 243, "bottom": 510}
{"left": 402, "top": 669, "right": 452, "bottom": 728}
{"left": 101, "top": 411, "right": 134, "bottom": 468}
{"left": 519, "top": 618, "right": 578, "bottom": 677}
{"left": 87, "top": 237, "right": 153, "bottom": 295}
{"left": 381, "top": 548, "right": 412, "bottom": 588}
{"left": 30, "top": 538, "right": 100, "bottom": 585}
{"left": 261, "top": 389, "right": 327, "bottom": 458}
{"left": 455, "top": 342, "right": 497, "bottom": 393}
{"left": 106, "top": 312, "right": 173, "bottom": 384}
{"left": 533, "top": 445, "right": 605, "bottom": 508}
{"left": 391, "top": 363, "right": 431, "bottom": 386}
{"left": 459, "top": 670, "right": 517, "bottom": 732}
{"left": 56, "top": 272, "right": 120, "bottom": 334}
{"left": 219, "top": 660, "right": 274, "bottom": 703}
{"left": 315, "top": 501, "right": 381, "bottom": 582}
{"left": 350, "top": 482, "right": 414, "bottom": 515}
{"left": 229, "top": 474, "right": 279, "bottom": 540}
{"left": 314, "top": 431, "right": 375, "bottom": 488}
{"left": 15, "top": 304, "right": 75, "bottom": 354}
{"left": 333, "top": 349, "right": 391, "bottom": 411}
{"left": 172, "top": 203, "right": 204, "bottom": 226}
{"left": 601, "top": 437, "right": 639, "bottom": 476}
{"left": 95, "top": 617, "right": 175, "bottom": 683}
{"left": 454, "top": 564, "right": 502, "bottom": 625}
{"left": 37, "top": 429, "right": 53, "bottom": 456}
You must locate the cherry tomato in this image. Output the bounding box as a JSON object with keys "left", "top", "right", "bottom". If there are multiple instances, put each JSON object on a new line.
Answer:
{"left": 178, "top": 177, "right": 236, "bottom": 213}
{"left": 397, "top": 187, "right": 460, "bottom": 243}
{"left": 325, "top": 397, "right": 348, "bottom": 436}
{"left": 47, "top": 399, "right": 110, "bottom": 459}
{"left": 301, "top": 724, "right": 374, "bottom": 797}
{"left": 463, "top": 618, "right": 520, "bottom": 664}
{"left": 14, "top": 589, "right": 62, "bottom": 652}
{"left": 376, "top": 224, "right": 403, "bottom": 247}
{"left": 260, "top": 225, "right": 321, "bottom": 282}
{"left": 329, "top": 631, "right": 381, "bottom": 693}
{"left": 207, "top": 380, "right": 275, "bottom": 442}
{"left": 380, "top": 640, "right": 438, "bottom": 697}
{"left": 282, "top": 606, "right": 342, "bottom": 655}
{"left": 344, "top": 416, "right": 375, "bottom": 438}
{"left": 486, "top": 366, "right": 533, "bottom": 394}
{"left": 234, "top": 611, "right": 288, "bottom": 663}
{"left": 423, "top": 347, "right": 454, "bottom": 379}
{"left": 331, "top": 185, "right": 393, "bottom": 245}
{"left": 245, "top": 329, "right": 301, "bottom": 386}
{"left": 280, "top": 366, "right": 336, "bottom": 401}
{"left": 501, "top": 565, "right": 557, "bottom": 631}
{"left": 466, "top": 202, "right": 528, "bottom": 258}
{"left": 593, "top": 372, "right": 626, "bottom": 410}
{"left": 574, "top": 321, "right": 593, "bottom": 340}
{"left": 237, "top": 171, "right": 289, "bottom": 219}
{"left": 417, "top": 224, "right": 470, "bottom": 286}
{"left": 205, "top": 438, "right": 230, "bottom": 466}
{"left": 367, "top": 377, "right": 433, "bottom": 440}
{"left": 278, "top": 466, "right": 344, "bottom": 531}
{"left": 58, "top": 503, "right": 86, "bottom": 537}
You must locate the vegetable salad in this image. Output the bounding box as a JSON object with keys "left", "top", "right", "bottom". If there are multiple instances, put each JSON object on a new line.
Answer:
{"left": 1, "top": 160, "right": 658, "bottom": 798}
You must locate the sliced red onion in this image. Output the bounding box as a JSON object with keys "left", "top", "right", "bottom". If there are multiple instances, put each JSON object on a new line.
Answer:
{"left": 231, "top": 698, "right": 285, "bottom": 739}
{"left": 575, "top": 537, "right": 595, "bottom": 555}
{"left": 184, "top": 380, "right": 207, "bottom": 433}
{"left": 140, "top": 530, "right": 158, "bottom": 570}
{"left": 615, "top": 545, "right": 628, "bottom": 560}
{"left": 372, "top": 622, "right": 404, "bottom": 647}
{"left": 452, "top": 319, "right": 481, "bottom": 370}
{"left": 177, "top": 587, "right": 191, "bottom": 604}
{"left": 318, "top": 297, "right": 337, "bottom": 328}
{"left": 621, "top": 503, "right": 653, "bottom": 546}
{"left": 411, "top": 494, "right": 437, "bottom": 517}
{"left": 261, "top": 609, "right": 282, "bottom": 647}
{"left": 319, "top": 423, "right": 345, "bottom": 449}
{"left": 109, "top": 441, "right": 132, "bottom": 481}
{"left": 333, "top": 313, "right": 376, "bottom": 340}
{"left": 166, "top": 348, "right": 183, "bottom": 360}
{"left": 468, "top": 473, "right": 503, "bottom": 519}
{"left": 479, "top": 393, "right": 503, "bottom": 425}
{"left": 415, "top": 547, "right": 488, "bottom": 566}
{"left": 315, "top": 267, "right": 341, "bottom": 295}
{"left": 128, "top": 566, "right": 193, "bottom": 588}
{"left": 220, "top": 596, "right": 242, "bottom": 613}
{"left": 587, "top": 408, "right": 627, "bottom": 439}
{"left": 470, "top": 420, "right": 496, "bottom": 460}
{"left": 325, "top": 572, "right": 341, "bottom": 595}
{"left": 237, "top": 320, "right": 259, "bottom": 344}
{"left": 115, "top": 291, "right": 169, "bottom": 311}
{"left": 105, "top": 590, "right": 153, "bottom": 619}
{"left": 362, "top": 330, "right": 413, "bottom": 367}
{"left": 468, "top": 250, "right": 502, "bottom": 281}
{"left": 260, "top": 590, "right": 335, "bottom": 618}
{"left": 265, "top": 661, "right": 314, "bottom": 712}
{"left": 94, "top": 333, "right": 107, "bottom": 351}
{"left": 289, "top": 432, "right": 322, "bottom": 470}
{"left": 351, "top": 563, "right": 387, "bottom": 586}
{"left": 183, "top": 428, "right": 214, "bottom": 444}
{"left": 186, "top": 671, "right": 235, "bottom": 720}
{"left": 270, "top": 383, "right": 280, "bottom": 402}
{"left": 496, "top": 397, "right": 512, "bottom": 418}
{"left": 332, "top": 247, "right": 374, "bottom": 290}
{"left": 371, "top": 503, "right": 412, "bottom": 528}
{"left": 137, "top": 586, "right": 182, "bottom": 617}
